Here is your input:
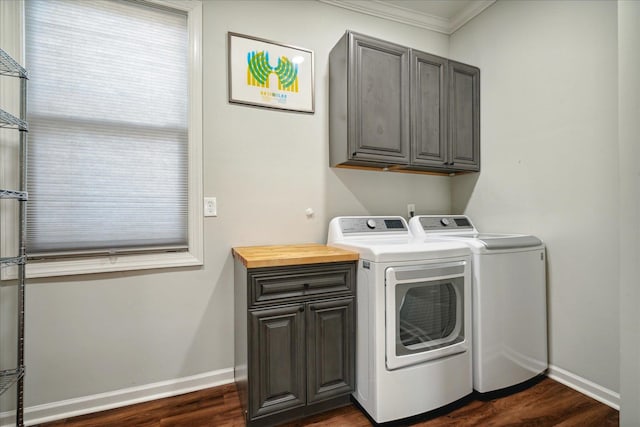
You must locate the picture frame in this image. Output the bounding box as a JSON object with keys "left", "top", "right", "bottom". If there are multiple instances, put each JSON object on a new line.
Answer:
{"left": 227, "top": 32, "right": 314, "bottom": 113}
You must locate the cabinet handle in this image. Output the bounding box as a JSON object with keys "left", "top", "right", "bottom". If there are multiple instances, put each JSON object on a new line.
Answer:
{"left": 309, "top": 306, "right": 316, "bottom": 311}
{"left": 299, "top": 306, "right": 305, "bottom": 312}
{"left": 303, "top": 283, "right": 310, "bottom": 289}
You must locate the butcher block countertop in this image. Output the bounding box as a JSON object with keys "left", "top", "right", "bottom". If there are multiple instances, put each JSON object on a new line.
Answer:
{"left": 232, "top": 243, "right": 359, "bottom": 268}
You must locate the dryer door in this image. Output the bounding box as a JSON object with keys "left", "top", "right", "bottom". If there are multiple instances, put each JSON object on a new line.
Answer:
{"left": 385, "top": 261, "right": 469, "bottom": 370}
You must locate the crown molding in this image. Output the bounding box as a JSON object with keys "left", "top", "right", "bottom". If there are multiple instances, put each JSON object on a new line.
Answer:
{"left": 318, "top": 0, "right": 496, "bottom": 35}
{"left": 449, "top": 0, "right": 496, "bottom": 33}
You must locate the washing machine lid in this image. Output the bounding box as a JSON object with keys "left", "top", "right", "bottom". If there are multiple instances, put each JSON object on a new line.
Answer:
{"left": 450, "top": 233, "right": 543, "bottom": 250}
{"left": 408, "top": 215, "right": 543, "bottom": 250}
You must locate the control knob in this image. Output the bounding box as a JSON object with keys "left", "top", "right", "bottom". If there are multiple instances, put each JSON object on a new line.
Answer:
{"left": 440, "top": 218, "right": 451, "bottom": 226}
{"left": 366, "top": 219, "right": 376, "bottom": 229}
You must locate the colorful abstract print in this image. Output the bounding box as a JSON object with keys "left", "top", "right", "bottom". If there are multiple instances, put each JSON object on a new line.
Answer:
{"left": 247, "top": 51, "right": 299, "bottom": 92}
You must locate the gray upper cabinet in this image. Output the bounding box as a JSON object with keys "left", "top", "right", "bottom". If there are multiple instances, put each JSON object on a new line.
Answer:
{"left": 330, "top": 30, "right": 480, "bottom": 174}
{"left": 330, "top": 32, "right": 410, "bottom": 167}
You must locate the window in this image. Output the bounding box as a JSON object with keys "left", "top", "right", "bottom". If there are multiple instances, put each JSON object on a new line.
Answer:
{"left": 0, "top": 0, "right": 203, "bottom": 278}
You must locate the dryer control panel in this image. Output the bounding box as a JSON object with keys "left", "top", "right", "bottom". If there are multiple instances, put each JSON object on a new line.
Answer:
{"left": 339, "top": 217, "right": 408, "bottom": 234}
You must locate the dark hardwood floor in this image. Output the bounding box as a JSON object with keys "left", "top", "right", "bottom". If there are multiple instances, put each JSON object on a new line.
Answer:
{"left": 39, "top": 377, "right": 618, "bottom": 427}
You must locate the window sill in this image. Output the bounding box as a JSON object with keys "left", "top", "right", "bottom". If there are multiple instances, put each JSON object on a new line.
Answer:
{"left": 1, "top": 251, "right": 203, "bottom": 280}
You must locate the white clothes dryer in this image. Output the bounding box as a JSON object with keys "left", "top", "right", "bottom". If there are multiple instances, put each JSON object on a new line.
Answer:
{"left": 327, "top": 216, "right": 473, "bottom": 423}
{"left": 409, "top": 215, "right": 547, "bottom": 394}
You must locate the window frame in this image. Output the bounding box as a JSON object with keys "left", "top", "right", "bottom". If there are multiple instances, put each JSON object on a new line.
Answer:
{"left": 0, "top": 0, "right": 203, "bottom": 279}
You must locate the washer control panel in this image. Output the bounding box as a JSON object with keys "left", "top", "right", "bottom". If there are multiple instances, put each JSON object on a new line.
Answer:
{"left": 418, "top": 215, "right": 475, "bottom": 231}
{"left": 339, "top": 217, "right": 408, "bottom": 234}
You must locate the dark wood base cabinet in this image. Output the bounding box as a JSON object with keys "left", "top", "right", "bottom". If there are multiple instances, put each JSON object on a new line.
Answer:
{"left": 234, "top": 258, "right": 356, "bottom": 427}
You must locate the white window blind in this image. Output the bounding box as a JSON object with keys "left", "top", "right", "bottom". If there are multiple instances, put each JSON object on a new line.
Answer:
{"left": 25, "top": 0, "right": 189, "bottom": 256}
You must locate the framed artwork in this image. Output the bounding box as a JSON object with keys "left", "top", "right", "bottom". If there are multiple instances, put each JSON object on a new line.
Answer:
{"left": 227, "top": 32, "right": 314, "bottom": 113}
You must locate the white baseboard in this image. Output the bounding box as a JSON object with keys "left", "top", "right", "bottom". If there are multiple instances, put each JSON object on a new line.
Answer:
{"left": 0, "top": 367, "right": 234, "bottom": 427}
{"left": 547, "top": 365, "right": 620, "bottom": 410}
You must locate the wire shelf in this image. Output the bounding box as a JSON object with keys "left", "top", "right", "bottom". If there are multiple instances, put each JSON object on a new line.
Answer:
{"left": 1, "top": 44, "right": 27, "bottom": 427}
{"left": 0, "top": 189, "right": 28, "bottom": 201}
{"left": 0, "top": 49, "right": 27, "bottom": 79}
{"left": 0, "top": 109, "right": 28, "bottom": 131}
{"left": 0, "top": 368, "right": 24, "bottom": 396}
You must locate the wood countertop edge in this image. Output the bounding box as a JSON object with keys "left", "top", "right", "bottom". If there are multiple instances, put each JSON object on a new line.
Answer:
{"left": 232, "top": 244, "right": 359, "bottom": 268}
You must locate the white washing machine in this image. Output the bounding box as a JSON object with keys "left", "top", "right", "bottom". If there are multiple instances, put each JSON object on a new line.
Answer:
{"left": 327, "top": 216, "right": 473, "bottom": 423}
{"left": 409, "top": 215, "right": 547, "bottom": 394}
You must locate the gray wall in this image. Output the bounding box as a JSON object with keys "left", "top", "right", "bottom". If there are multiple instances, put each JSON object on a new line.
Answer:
{"left": 450, "top": 0, "right": 620, "bottom": 395}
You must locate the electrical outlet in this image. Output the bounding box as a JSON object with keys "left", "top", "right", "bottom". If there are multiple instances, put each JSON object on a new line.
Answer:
{"left": 204, "top": 197, "right": 217, "bottom": 217}
{"left": 407, "top": 203, "right": 415, "bottom": 218}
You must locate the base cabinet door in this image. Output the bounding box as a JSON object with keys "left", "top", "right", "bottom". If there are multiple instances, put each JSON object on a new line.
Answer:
{"left": 249, "top": 305, "right": 306, "bottom": 419}
{"left": 306, "top": 297, "right": 355, "bottom": 403}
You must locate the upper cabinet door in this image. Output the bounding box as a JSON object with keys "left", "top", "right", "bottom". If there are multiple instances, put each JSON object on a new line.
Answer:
{"left": 349, "top": 33, "right": 410, "bottom": 164}
{"left": 410, "top": 50, "right": 448, "bottom": 168}
{"left": 449, "top": 61, "right": 480, "bottom": 171}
